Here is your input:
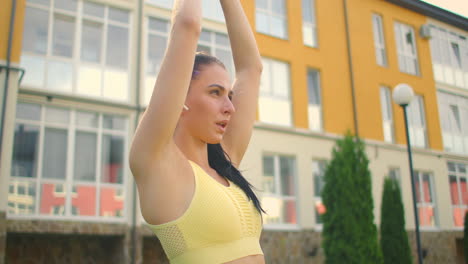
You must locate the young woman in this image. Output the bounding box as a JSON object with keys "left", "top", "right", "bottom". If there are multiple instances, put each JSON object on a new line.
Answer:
{"left": 129, "top": 0, "right": 264, "bottom": 263}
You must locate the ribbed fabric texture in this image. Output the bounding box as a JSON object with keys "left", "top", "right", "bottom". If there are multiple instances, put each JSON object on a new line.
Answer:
{"left": 147, "top": 161, "right": 263, "bottom": 264}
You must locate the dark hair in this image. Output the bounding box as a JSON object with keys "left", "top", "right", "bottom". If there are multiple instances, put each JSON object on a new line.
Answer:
{"left": 192, "top": 52, "right": 226, "bottom": 79}
{"left": 208, "top": 144, "right": 265, "bottom": 214}
{"left": 192, "top": 52, "right": 264, "bottom": 214}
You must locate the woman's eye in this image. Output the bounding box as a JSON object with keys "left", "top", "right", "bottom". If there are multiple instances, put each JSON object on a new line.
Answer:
{"left": 210, "top": 90, "right": 220, "bottom": 95}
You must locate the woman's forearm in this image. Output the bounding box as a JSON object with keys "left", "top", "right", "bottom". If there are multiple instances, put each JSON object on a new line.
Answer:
{"left": 220, "top": 0, "right": 262, "bottom": 74}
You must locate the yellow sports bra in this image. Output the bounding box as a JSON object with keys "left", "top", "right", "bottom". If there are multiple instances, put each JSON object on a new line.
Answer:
{"left": 147, "top": 160, "right": 263, "bottom": 264}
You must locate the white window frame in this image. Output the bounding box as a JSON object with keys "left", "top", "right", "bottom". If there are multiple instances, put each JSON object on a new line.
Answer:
{"left": 448, "top": 162, "right": 468, "bottom": 228}
{"left": 261, "top": 154, "right": 299, "bottom": 229}
{"left": 21, "top": 0, "right": 132, "bottom": 102}
{"left": 380, "top": 86, "right": 394, "bottom": 143}
{"left": 259, "top": 58, "right": 292, "bottom": 126}
{"left": 307, "top": 68, "right": 322, "bottom": 131}
{"left": 394, "top": 22, "right": 419, "bottom": 75}
{"left": 302, "top": 0, "right": 317, "bottom": 47}
{"left": 372, "top": 14, "right": 387, "bottom": 67}
{"left": 438, "top": 91, "right": 468, "bottom": 154}
{"left": 414, "top": 170, "right": 438, "bottom": 229}
{"left": 8, "top": 102, "right": 128, "bottom": 222}
{"left": 256, "top": 0, "right": 288, "bottom": 39}
{"left": 430, "top": 24, "right": 468, "bottom": 89}
{"left": 407, "top": 95, "right": 427, "bottom": 148}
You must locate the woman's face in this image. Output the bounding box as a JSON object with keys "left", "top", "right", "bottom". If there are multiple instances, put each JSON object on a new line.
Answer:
{"left": 182, "top": 63, "right": 235, "bottom": 144}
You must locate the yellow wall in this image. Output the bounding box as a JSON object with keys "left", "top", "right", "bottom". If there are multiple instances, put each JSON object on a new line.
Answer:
{"left": 0, "top": 0, "right": 26, "bottom": 63}
{"left": 347, "top": 0, "right": 442, "bottom": 150}
{"left": 245, "top": 0, "right": 442, "bottom": 150}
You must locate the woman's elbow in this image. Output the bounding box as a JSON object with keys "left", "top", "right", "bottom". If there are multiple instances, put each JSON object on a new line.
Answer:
{"left": 172, "top": 14, "right": 201, "bottom": 36}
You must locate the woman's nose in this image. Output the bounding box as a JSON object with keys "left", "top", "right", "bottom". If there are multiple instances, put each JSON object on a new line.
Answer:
{"left": 223, "top": 97, "right": 235, "bottom": 114}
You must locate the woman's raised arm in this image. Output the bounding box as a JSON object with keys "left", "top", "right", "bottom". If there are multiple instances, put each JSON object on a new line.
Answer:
{"left": 220, "top": 0, "right": 263, "bottom": 165}
{"left": 129, "top": 0, "right": 202, "bottom": 174}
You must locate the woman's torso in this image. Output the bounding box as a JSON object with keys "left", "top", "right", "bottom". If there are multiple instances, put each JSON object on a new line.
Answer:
{"left": 137, "top": 150, "right": 264, "bottom": 264}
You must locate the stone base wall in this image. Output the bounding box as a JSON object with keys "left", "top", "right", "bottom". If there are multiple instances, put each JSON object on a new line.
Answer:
{"left": 3, "top": 219, "right": 465, "bottom": 264}
{"left": 6, "top": 233, "right": 124, "bottom": 264}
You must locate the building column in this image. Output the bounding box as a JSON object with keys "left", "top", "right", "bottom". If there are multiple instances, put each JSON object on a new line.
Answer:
{"left": 0, "top": 67, "right": 21, "bottom": 264}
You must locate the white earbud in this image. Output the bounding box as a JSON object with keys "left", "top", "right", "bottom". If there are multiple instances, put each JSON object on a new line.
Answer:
{"left": 183, "top": 104, "right": 189, "bottom": 111}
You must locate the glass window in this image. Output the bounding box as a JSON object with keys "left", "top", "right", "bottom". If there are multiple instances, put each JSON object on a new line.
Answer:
{"left": 259, "top": 58, "right": 292, "bottom": 126}
{"left": 439, "top": 92, "right": 468, "bottom": 155}
{"left": 52, "top": 14, "right": 75, "bottom": 58}
{"left": 106, "top": 25, "right": 129, "bottom": 69}
{"left": 256, "top": 0, "right": 288, "bottom": 39}
{"left": 74, "top": 132, "right": 97, "bottom": 181}
{"left": 372, "top": 14, "right": 387, "bottom": 66}
{"left": 81, "top": 20, "right": 103, "bottom": 63}
{"left": 448, "top": 162, "right": 468, "bottom": 227}
{"left": 313, "top": 160, "right": 327, "bottom": 225}
{"left": 8, "top": 181, "right": 36, "bottom": 215}
{"left": 8, "top": 103, "right": 128, "bottom": 220}
{"left": 302, "top": 0, "right": 317, "bottom": 47}
{"left": 414, "top": 170, "right": 437, "bottom": 227}
{"left": 380, "top": 86, "right": 394, "bottom": 143}
{"left": 407, "top": 95, "right": 427, "bottom": 148}
{"left": 21, "top": 1, "right": 131, "bottom": 101}
{"left": 307, "top": 69, "right": 322, "bottom": 131}
{"left": 23, "top": 7, "right": 49, "bottom": 54}
{"left": 262, "top": 154, "right": 297, "bottom": 226}
{"left": 394, "top": 22, "right": 419, "bottom": 75}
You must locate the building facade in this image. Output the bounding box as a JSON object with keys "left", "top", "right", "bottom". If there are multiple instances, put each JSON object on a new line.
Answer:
{"left": 1, "top": 0, "right": 467, "bottom": 263}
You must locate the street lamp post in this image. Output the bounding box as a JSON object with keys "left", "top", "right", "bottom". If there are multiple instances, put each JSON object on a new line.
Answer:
{"left": 392, "top": 83, "right": 423, "bottom": 264}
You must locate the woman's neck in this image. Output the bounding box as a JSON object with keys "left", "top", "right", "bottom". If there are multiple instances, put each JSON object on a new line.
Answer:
{"left": 174, "top": 129, "right": 209, "bottom": 168}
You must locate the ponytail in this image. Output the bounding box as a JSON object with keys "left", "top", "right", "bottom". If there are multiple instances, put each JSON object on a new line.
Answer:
{"left": 207, "top": 144, "right": 265, "bottom": 214}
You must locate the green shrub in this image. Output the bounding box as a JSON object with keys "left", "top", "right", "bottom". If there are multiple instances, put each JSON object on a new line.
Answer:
{"left": 322, "top": 133, "right": 383, "bottom": 264}
{"left": 380, "top": 177, "right": 412, "bottom": 264}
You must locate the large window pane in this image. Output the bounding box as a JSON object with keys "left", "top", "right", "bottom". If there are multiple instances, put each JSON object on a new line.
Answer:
{"left": 42, "top": 128, "right": 67, "bottom": 179}
{"left": 280, "top": 157, "right": 294, "bottom": 196}
{"left": 52, "top": 14, "right": 75, "bottom": 57}
{"left": 71, "top": 185, "right": 96, "bottom": 216}
{"left": 81, "top": 20, "right": 103, "bottom": 63}
{"left": 83, "top": 1, "right": 104, "bottom": 17}
{"left": 103, "top": 70, "right": 128, "bottom": 100}
{"left": 74, "top": 132, "right": 97, "bottom": 181}
{"left": 54, "top": 0, "right": 77, "bottom": 12}
{"left": 8, "top": 180, "right": 36, "bottom": 215}
{"left": 77, "top": 65, "right": 102, "bottom": 96}
{"left": 262, "top": 156, "right": 275, "bottom": 193}
{"left": 76, "top": 111, "right": 99, "bottom": 128}
{"left": 102, "top": 135, "right": 124, "bottom": 183}
{"left": 39, "top": 183, "right": 66, "bottom": 215}
{"left": 21, "top": 55, "right": 45, "bottom": 87}
{"left": 16, "top": 103, "right": 41, "bottom": 121}
{"left": 11, "top": 125, "right": 40, "bottom": 178}
{"left": 45, "top": 107, "right": 69, "bottom": 124}
{"left": 147, "top": 34, "right": 166, "bottom": 74}
{"left": 100, "top": 187, "right": 124, "bottom": 217}
{"left": 106, "top": 26, "right": 128, "bottom": 68}
{"left": 255, "top": 12, "right": 269, "bottom": 34}
{"left": 47, "top": 60, "right": 73, "bottom": 91}
{"left": 103, "top": 115, "right": 126, "bottom": 130}
{"left": 108, "top": 7, "right": 129, "bottom": 23}
{"left": 23, "top": 7, "right": 49, "bottom": 54}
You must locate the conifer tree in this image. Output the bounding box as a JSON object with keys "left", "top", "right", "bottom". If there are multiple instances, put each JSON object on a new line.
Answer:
{"left": 380, "top": 177, "right": 412, "bottom": 264}
{"left": 322, "top": 133, "right": 383, "bottom": 264}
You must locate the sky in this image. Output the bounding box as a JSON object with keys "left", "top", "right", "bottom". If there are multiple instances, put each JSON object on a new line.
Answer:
{"left": 421, "top": 0, "right": 468, "bottom": 18}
